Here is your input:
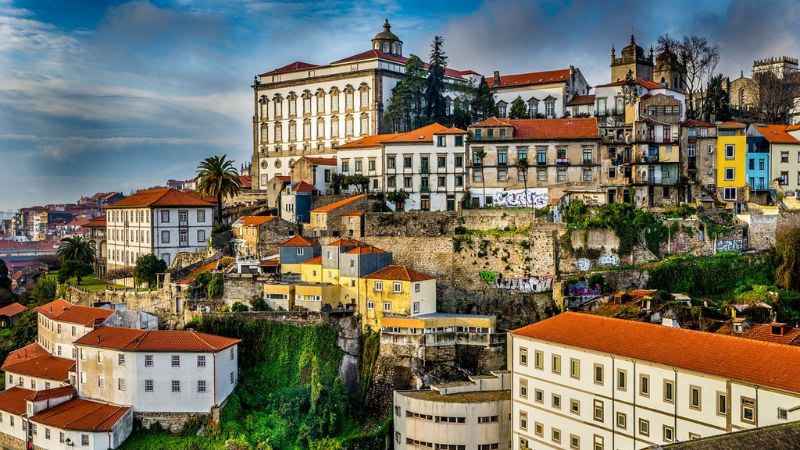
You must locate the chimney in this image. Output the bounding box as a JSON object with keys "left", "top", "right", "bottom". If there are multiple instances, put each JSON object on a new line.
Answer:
{"left": 493, "top": 71, "right": 501, "bottom": 86}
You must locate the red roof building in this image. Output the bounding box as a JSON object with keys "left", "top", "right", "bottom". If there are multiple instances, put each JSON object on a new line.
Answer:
{"left": 1, "top": 343, "right": 75, "bottom": 384}
{"left": 35, "top": 299, "right": 113, "bottom": 327}
{"left": 73, "top": 327, "right": 240, "bottom": 353}
{"left": 363, "top": 265, "right": 434, "bottom": 282}
{"left": 106, "top": 188, "right": 214, "bottom": 209}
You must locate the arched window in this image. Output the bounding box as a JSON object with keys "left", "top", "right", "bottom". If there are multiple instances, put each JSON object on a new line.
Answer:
{"left": 289, "top": 120, "right": 297, "bottom": 142}
{"left": 260, "top": 159, "right": 268, "bottom": 169}
{"left": 275, "top": 159, "right": 282, "bottom": 169}
{"left": 302, "top": 91, "right": 312, "bottom": 116}
{"left": 359, "top": 84, "right": 369, "bottom": 110}
{"left": 274, "top": 122, "right": 282, "bottom": 143}
{"left": 316, "top": 89, "right": 325, "bottom": 114}
{"left": 330, "top": 88, "right": 340, "bottom": 113}
{"left": 345, "top": 115, "right": 354, "bottom": 137}
{"left": 260, "top": 124, "right": 269, "bottom": 144}
{"left": 287, "top": 92, "right": 297, "bottom": 117}
{"left": 259, "top": 96, "right": 268, "bottom": 120}
{"left": 317, "top": 118, "right": 325, "bottom": 140}
{"left": 273, "top": 95, "right": 283, "bottom": 119}
{"left": 544, "top": 97, "right": 556, "bottom": 117}
{"left": 527, "top": 98, "right": 539, "bottom": 117}
{"left": 344, "top": 86, "right": 355, "bottom": 112}
{"left": 331, "top": 116, "right": 339, "bottom": 138}
{"left": 360, "top": 113, "right": 369, "bottom": 136}
{"left": 303, "top": 119, "right": 311, "bottom": 141}
{"left": 497, "top": 101, "right": 508, "bottom": 118}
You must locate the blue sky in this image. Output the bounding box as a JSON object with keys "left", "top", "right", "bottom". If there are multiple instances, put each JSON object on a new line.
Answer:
{"left": 2, "top": 0, "right": 799, "bottom": 210}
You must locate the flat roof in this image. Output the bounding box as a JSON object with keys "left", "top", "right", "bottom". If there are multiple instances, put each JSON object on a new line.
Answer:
{"left": 397, "top": 389, "right": 510, "bottom": 404}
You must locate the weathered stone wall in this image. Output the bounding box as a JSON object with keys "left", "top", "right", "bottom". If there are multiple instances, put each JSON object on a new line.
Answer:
{"left": 363, "top": 209, "right": 541, "bottom": 238}
{"left": 746, "top": 214, "right": 778, "bottom": 251}
{"left": 222, "top": 273, "right": 268, "bottom": 306}
{"left": 257, "top": 218, "right": 297, "bottom": 256}
{"left": 137, "top": 411, "right": 207, "bottom": 433}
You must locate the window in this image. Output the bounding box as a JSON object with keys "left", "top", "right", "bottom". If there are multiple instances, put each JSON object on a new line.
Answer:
{"left": 557, "top": 167, "right": 567, "bottom": 182}
{"left": 161, "top": 210, "right": 170, "bottom": 223}
{"left": 534, "top": 350, "right": 544, "bottom": 369}
{"left": 145, "top": 355, "right": 153, "bottom": 367}
{"left": 593, "top": 399, "right": 604, "bottom": 422}
{"left": 570, "top": 434, "right": 580, "bottom": 450}
{"left": 45, "top": 428, "right": 50, "bottom": 440}
{"left": 118, "top": 378, "right": 126, "bottom": 391}
{"left": 198, "top": 380, "right": 207, "bottom": 393}
{"left": 455, "top": 136, "right": 464, "bottom": 146}
{"left": 779, "top": 407, "right": 788, "bottom": 420}
{"left": 723, "top": 187, "right": 737, "bottom": 200}
{"left": 593, "top": 364, "right": 604, "bottom": 385}
{"left": 455, "top": 154, "right": 464, "bottom": 168}
{"left": 782, "top": 151, "right": 790, "bottom": 163}
{"left": 534, "top": 389, "right": 543, "bottom": 403}
{"left": 498, "top": 148, "right": 508, "bottom": 166}
{"left": 497, "top": 101, "right": 507, "bottom": 117}
{"left": 161, "top": 230, "right": 170, "bottom": 244}
{"left": 171, "top": 355, "right": 180, "bottom": 367}
{"left": 617, "top": 369, "right": 627, "bottom": 391}
{"left": 551, "top": 428, "right": 561, "bottom": 444}
{"left": 403, "top": 155, "right": 413, "bottom": 169}
{"left": 663, "top": 425, "right": 675, "bottom": 442}
{"left": 383, "top": 302, "right": 391, "bottom": 312}
{"left": 537, "top": 168, "right": 547, "bottom": 182}
{"left": 82, "top": 434, "right": 89, "bottom": 446}
{"left": 197, "top": 355, "right": 206, "bottom": 367}
{"left": 118, "top": 353, "right": 125, "bottom": 366}
{"left": 171, "top": 380, "right": 181, "bottom": 392}
{"left": 717, "top": 392, "right": 728, "bottom": 415}
{"left": 582, "top": 147, "right": 593, "bottom": 164}
{"left": 145, "top": 379, "right": 153, "bottom": 392}
{"left": 725, "top": 167, "right": 735, "bottom": 180}
{"left": 497, "top": 168, "right": 508, "bottom": 181}
{"left": 664, "top": 379, "right": 675, "bottom": 403}
{"left": 545, "top": 98, "right": 555, "bottom": 117}
{"left": 436, "top": 136, "right": 446, "bottom": 147}
{"left": 689, "top": 385, "right": 702, "bottom": 410}
{"left": 570, "top": 358, "right": 580, "bottom": 379}
{"left": 519, "top": 348, "right": 528, "bottom": 366}
{"left": 741, "top": 397, "right": 756, "bottom": 424}
{"left": 534, "top": 422, "right": 543, "bottom": 437}
{"left": 552, "top": 393, "right": 561, "bottom": 409}
{"left": 519, "top": 378, "right": 528, "bottom": 398}
{"left": 726, "top": 144, "right": 735, "bottom": 159}
{"left": 519, "top": 411, "right": 527, "bottom": 430}
{"left": 354, "top": 159, "right": 363, "bottom": 173}
{"left": 552, "top": 354, "right": 561, "bottom": 374}
{"left": 616, "top": 412, "right": 627, "bottom": 429}
{"left": 639, "top": 374, "right": 650, "bottom": 396}
{"left": 582, "top": 168, "right": 593, "bottom": 182}
{"left": 368, "top": 158, "right": 376, "bottom": 172}
{"left": 639, "top": 418, "right": 650, "bottom": 437}
{"left": 570, "top": 399, "right": 580, "bottom": 415}
{"left": 393, "top": 281, "right": 402, "bottom": 293}
{"left": 593, "top": 435, "right": 604, "bottom": 450}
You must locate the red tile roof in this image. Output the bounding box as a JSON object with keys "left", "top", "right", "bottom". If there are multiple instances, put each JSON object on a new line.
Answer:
{"left": 280, "top": 235, "right": 317, "bottom": 247}
{"left": 336, "top": 133, "right": 402, "bottom": 150}
{"left": 1, "top": 344, "right": 74, "bottom": 382}
{"left": 74, "top": 327, "right": 240, "bottom": 352}
{"left": 757, "top": 125, "right": 800, "bottom": 145}
{"left": 513, "top": 312, "right": 800, "bottom": 394}
{"left": 311, "top": 194, "right": 367, "bottom": 214}
{"left": 292, "top": 181, "right": 315, "bottom": 193}
{"left": 363, "top": 265, "right": 433, "bottom": 282}
{"left": 347, "top": 245, "right": 386, "bottom": 255}
{"left": 303, "top": 256, "right": 322, "bottom": 265}
{"left": 35, "top": 299, "right": 113, "bottom": 327}
{"left": 595, "top": 78, "right": 662, "bottom": 90}
{"left": 567, "top": 95, "right": 595, "bottom": 106}
{"left": 82, "top": 216, "right": 106, "bottom": 229}
{"left": 106, "top": 188, "right": 214, "bottom": 209}
{"left": 238, "top": 175, "right": 252, "bottom": 190}
{"left": 259, "top": 61, "right": 319, "bottom": 76}
{"left": 471, "top": 117, "right": 599, "bottom": 140}
{"left": 302, "top": 157, "right": 337, "bottom": 166}
{"left": 385, "top": 123, "right": 467, "bottom": 144}
{"left": 486, "top": 69, "right": 571, "bottom": 89}
{"left": 0, "top": 387, "right": 75, "bottom": 416}
{"left": 32, "top": 398, "right": 130, "bottom": 432}
{"left": 716, "top": 322, "right": 800, "bottom": 345}
{"left": 0, "top": 302, "right": 27, "bottom": 317}
{"left": 682, "top": 119, "right": 715, "bottom": 128}
{"left": 237, "top": 215, "right": 275, "bottom": 226}
{"left": 717, "top": 121, "right": 747, "bottom": 129}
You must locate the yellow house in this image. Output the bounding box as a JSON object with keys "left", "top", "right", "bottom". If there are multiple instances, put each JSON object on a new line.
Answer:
{"left": 716, "top": 121, "right": 748, "bottom": 202}
{"left": 263, "top": 283, "right": 294, "bottom": 310}
{"left": 358, "top": 265, "right": 437, "bottom": 330}
{"left": 294, "top": 282, "right": 340, "bottom": 311}
{"left": 300, "top": 256, "right": 323, "bottom": 283}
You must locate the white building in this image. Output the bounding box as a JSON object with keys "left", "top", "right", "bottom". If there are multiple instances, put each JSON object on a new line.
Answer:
{"left": 488, "top": 68, "right": 591, "bottom": 120}
{"left": 251, "top": 19, "right": 477, "bottom": 189}
{"left": 73, "top": 327, "right": 240, "bottom": 414}
{"left": 105, "top": 188, "right": 214, "bottom": 269}
{"left": 510, "top": 312, "right": 800, "bottom": 450}
{"left": 393, "top": 370, "right": 512, "bottom": 450}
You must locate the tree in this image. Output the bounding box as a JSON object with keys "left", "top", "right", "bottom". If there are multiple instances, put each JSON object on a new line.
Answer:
{"left": 756, "top": 72, "right": 800, "bottom": 124}
{"left": 450, "top": 95, "right": 472, "bottom": 130}
{"left": 657, "top": 34, "right": 719, "bottom": 119}
{"left": 473, "top": 147, "right": 487, "bottom": 207}
{"left": 231, "top": 302, "right": 249, "bottom": 312}
{"left": 57, "top": 260, "right": 92, "bottom": 285}
{"left": 383, "top": 55, "right": 426, "bottom": 132}
{"left": 776, "top": 227, "right": 800, "bottom": 291}
{"left": 196, "top": 154, "right": 241, "bottom": 225}
{"left": 342, "top": 175, "right": 369, "bottom": 193}
{"left": 0, "top": 259, "right": 10, "bottom": 291}
{"left": 509, "top": 96, "right": 528, "bottom": 119}
{"left": 386, "top": 190, "right": 409, "bottom": 211}
{"left": 702, "top": 74, "right": 731, "bottom": 122}
{"left": 133, "top": 254, "right": 167, "bottom": 287}
{"left": 470, "top": 76, "right": 497, "bottom": 121}
{"left": 57, "top": 236, "right": 95, "bottom": 267}
{"left": 424, "top": 36, "right": 448, "bottom": 125}
{"left": 30, "top": 276, "right": 57, "bottom": 303}
{"left": 208, "top": 273, "right": 224, "bottom": 298}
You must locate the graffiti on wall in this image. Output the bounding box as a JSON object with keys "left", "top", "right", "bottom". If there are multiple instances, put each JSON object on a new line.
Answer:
{"left": 565, "top": 280, "right": 602, "bottom": 299}
{"left": 597, "top": 254, "right": 620, "bottom": 267}
{"left": 716, "top": 239, "right": 746, "bottom": 252}
{"left": 480, "top": 271, "right": 552, "bottom": 293}
{"left": 575, "top": 258, "right": 592, "bottom": 271}
{"left": 492, "top": 189, "right": 549, "bottom": 209}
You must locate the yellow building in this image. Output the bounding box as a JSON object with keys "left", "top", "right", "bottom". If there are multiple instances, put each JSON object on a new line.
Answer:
{"left": 716, "top": 121, "right": 748, "bottom": 202}
{"left": 294, "top": 282, "right": 340, "bottom": 311}
{"left": 300, "top": 256, "right": 323, "bottom": 283}
{"left": 358, "top": 265, "right": 437, "bottom": 330}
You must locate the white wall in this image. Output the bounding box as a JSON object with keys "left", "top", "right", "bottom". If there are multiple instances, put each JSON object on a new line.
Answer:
{"left": 411, "top": 280, "right": 437, "bottom": 316}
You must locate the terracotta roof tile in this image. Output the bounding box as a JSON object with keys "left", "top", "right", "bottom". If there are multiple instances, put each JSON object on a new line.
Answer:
{"left": 82, "top": 216, "right": 106, "bottom": 228}
{"left": 385, "top": 123, "right": 467, "bottom": 144}
{"left": 303, "top": 256, "right": 322, "bottom": 265}
{"left": 0, "top": 387, "right": 75, "bottom": 416}
{"left": 716, "top": 322, "right": 800, "bottom": 345}
{"left": 363, "top": 265, "right": 433, "bottom": 282}
{"left": 292, "top": 181, "right": 315, "bottom": 193}
{"left": 74, "top": 327, "right": 240, "bottom": 352}
{"left": 513, "top": 312, "right": 800, "bottom": 394}
{"left": 280, "top": 235, "right": 317, "bottom": 247}
{"left": 0, "top": 302, "right": 27, "bottom": 317}
{"left": 757, "top": 125, "right": 800, "bottom": 145}
{"left": 336, "top": 133, "right": 402, "bottom": 150}
{"left": 346, "top": 245, "right": 386, "bottom": 255}
{"left": 311, "top": 194, "right": 367, "bottom": 214}
{"left": 567, "top": 95, "right": 595, "bottom": 106}
{"left": 717, "top": 121, "right": 747, "bottom": 129}
{"left": 1, "top": 345, "right": 75, "bottom": 382}
{"left": 236, "top": 215, "right": 275, "bottom": 227}
{"left": 259, "top": 61, "right": 319, "bottom": 76}
{"left": 302, "top": 157, "right": 337, "bottom": 166}
{"left": 486, "top": 69, "right": 571, "bottom": 88}
{"left": 471, "top": 117, "right": 598, "bottom": 140}
{"left": 35, "top": 299, "right": 113, "bottom": 327}
{"left": 32, "top": 398, "right": 130, "bottom": 432}
{"left": 238, "top": 175, "right": 252, "bottom": 189}
{"left": 106, "top": 188, "right": 214, "bottom": 209}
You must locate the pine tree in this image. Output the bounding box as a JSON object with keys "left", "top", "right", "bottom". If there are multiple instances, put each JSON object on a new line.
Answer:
{"left": 702, "top": 74, "right": 731, "bottom": 122}
{"left": 424, "top": 36, "right": 448, "bottom": 125}
{"left": 383, "top": 55, "right": 426, "bottom": 132}
{"left": 509, "top": 96, "right": 528, "bottom": 119}
{"left": 470, "top": 76, "right": 498, "bottom": 121}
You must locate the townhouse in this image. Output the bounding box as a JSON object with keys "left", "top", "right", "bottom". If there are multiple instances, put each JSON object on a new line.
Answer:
{"left": 679, "top": 120, "right": 717, "bottom": 203}
{"left": 487, "top": 68, "right": 591, "bottom": 120}
{"left": 510, "top": 312, "right": 800, "bottom": 450}
{"left": 756, "top": 124, "right": 800, "bottom": 196}
{"left": 231, "top": 215, "right": 275, "bottom": 258}
{"left": 745, "top": 125, "right": 772, "bottom": 203}
{"left": 467, "top": 118, "right": 600, "bottom": 207}
{"left": 716, "top": 122, "right": 748, "bottom": 206}
{"left": 359, "top": 264, "right": 436, "bottom": 329}
{"left": 105, "top": 188, "right": 215, "bottom": 269}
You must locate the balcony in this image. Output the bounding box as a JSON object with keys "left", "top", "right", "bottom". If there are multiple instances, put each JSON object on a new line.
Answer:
{"left": 556, "top": 158, "right": 570, "bottom": 166}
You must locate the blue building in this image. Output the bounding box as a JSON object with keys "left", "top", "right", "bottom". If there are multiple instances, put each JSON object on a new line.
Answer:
{"left": 746, "top": 126, "right": 771, "bottom": 195}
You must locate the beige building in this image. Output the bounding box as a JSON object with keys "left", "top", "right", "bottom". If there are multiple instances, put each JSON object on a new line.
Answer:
{"left": 511, "top": 312, "right": 800, "bottom": 450}
{"left": 231, "top": 215, "right": 275, "bottom": 258}
{"left": 394, "top": 371, "right": 512, "bottom": 450}
{"left": 759, "top": 125, "right": 800, "bottom": 195}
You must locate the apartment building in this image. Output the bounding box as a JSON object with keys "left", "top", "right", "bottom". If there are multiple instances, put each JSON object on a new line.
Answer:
{"left": 105, "top": 188, "right": 214, "bottom": 269}
{"left": 394, "top": 371, "right": 512, "bottom": 450}
{"left": 359, "top": 265, "right": 436, "bottom": 330}
{"left": 278, "top": 235, "right": 320, "bottom": 274}
{"left": 510, "top": 312, "right": 800, "bottom": 450}
{"left": 467, "top": 118, "right": 600, "bottom": 207}
{"left": 680, "top": 120, "right": 717, "bottom": 203}
{"left": 380, "top": 313, "right": 504, "bottom": 353}
{"left": 231, "top": 215, "right": 275, "bottom": 258}
{"left": 73, "top": 327, "right": 240, "bottom": 414}
{"left": 757, "top": 125, "right": 800, "bottom": 195}
{"left": 487, "top": 67, "right": 591, "bottom": 119}
{"left": 716, "top": 122, "right": 748, "bottom": 205}
{"left": 745, "top": 125, "right": 772, "bottom": 203}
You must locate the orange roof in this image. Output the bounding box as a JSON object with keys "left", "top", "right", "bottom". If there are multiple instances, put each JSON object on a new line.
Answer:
{"left": 1, "top": 344, "right": 74, "bottom": 382}
{"left": 177, "top": 257, "right": 234, "bottom": 285}
{"left": 385, "top": 123, "right": 467, "bottom": 144}
{"left": 513, "top": 312, "right": 800, "bottom": 394}
{"left": 486, "top": 69, "right": 571, "bottom": 88}
{"left": 788, "top": 124, "right": 800, "bottom": 132}
{"left": 311, "top": 194, "right": 367, "bottom": 214}
{"left": 260, "top": 61, "right": 319, "bottom": 76}
{"left": 472, "top": 117, "right": 598, "bottom": 140}
{"left": 716, "top": 322, "right": 800, "bottom": 345}
{"left": 0, "top": 387, "right": 75, "bottom": 416}
{"left": 596, "top": 78, "right": 662, "bottom": 90}
{"left": 567, "top": 95, "right": 595, "bottom": 106}
{"left": 0, "top": 302, "right": 27, "bottom": 317}
{"left": 2, "top": 343, "right": 49, "bottom": 368}
{"left": 82, "top": 216, "right": 106, "bottom": 228}
{"left": 237, "top": 215, "right": 275, "bottom": 226}
{"left": 35, "top": 299, "right": 113, "bottom": 326}
{"left": 292, "top": 181, "right": 315, "bottom": 193}
{"left": 302, "top": 157, "right": 337, "bottom": 166}
{"left": 106, "top": 188, "right": 214, "bottom": 209}
{"left": 757, "top": 125, "right": 800, "bottom": 145}
{"left": 303, "top": 256, "right": 322, "bottom": 265}
{"left": 238, "top": 175, "right": 252, "bottom": 189}
{"left": 74, "top": 327, "right": 240, "bottom": 352}
{"left": 326, "top": 238, "right": 365, "bottom": 247}
{"left": 682, "top": 119, "right": 715, "bottom": 128}
{"left": 347, "top": 245, "right": 386, "bottom": 255}
{"left": 32, "top": 398, "right": 130, "bottom": 432}
{"left": 337, "top": 133, "right": 402, "bottom": 149}
{"left": 280, "top": 235, "right": 317, "bottom": 247}
{"left": 717, "top": 121, "right": 747, "bottom": 129}
{"left": 363, "top": 265, "right": 433, "bottom": 282}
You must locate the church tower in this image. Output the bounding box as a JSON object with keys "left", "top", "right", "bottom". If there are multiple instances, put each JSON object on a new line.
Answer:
{"left": 610, "top": 35, "right": 654, "bottom": 82}
{"left": 371, "top": 19, "right": 403, "bottom": 56}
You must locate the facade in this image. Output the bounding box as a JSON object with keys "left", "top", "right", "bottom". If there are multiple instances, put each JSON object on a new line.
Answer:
{"left": 758, "top": 125, "right": 800, "bottom": 196}
{"left": 487, "top": 67, "right": 591, "bottom": 119}
{"left": 359, "top": 265, "right": 436, "bottom": 330}
{"left": 280, "top": 181, "right": 314, "bottom": 224}
{"left": 745, "top": 126, "right": 772, "bottom": 202}
{"left": 290, "top": 156, "right": 337, "bottom": 194}
{"left": 394, "top": 371, "right": 512, "bottom": 450}
{"left": 278, "top": 235, "right": 321, "bottom": 274}
{"left": 680, "top": 120, "right": 717, "bottom": 203}
{"left": 105, "top": 188, "right": 214, "bottom": 269}
{"left": 73, "top": 327, "right": 240, "bottom": 414}
{"left": 716, "top": 122, "right": 748, "bottom": 205}
{"left": 511, "top": 312, "right": 800, "bottom": 450}
{"left": 34, "top": 299, "right": 115, "bottom": 361}
{"left": 308, "top": 194, "right": 368, "bottom": 235}
{"left": 251, "top": 20, "right": 474, "bottom": 189}
{"left": 380, "top": 313, "right": 504, "bottom": 352}
{"left": 82, "top": 216, "right": 107, "bottom": 277}
{"left": 232, "top": 215, "right": 275, "bottom": 258}
{"left": 467, "top": 117, "right": 600, "bottom": 207}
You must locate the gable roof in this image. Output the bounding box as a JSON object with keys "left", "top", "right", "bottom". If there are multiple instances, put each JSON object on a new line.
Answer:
{"left": 0, "top": 387, "right": 76, "bottom": 416}
{"left": 236, "top": 215, "right": 275, "bottom": 227}
{"left": 346, "top": 245, "right": 387, "bottom": 255}
{"left": 471, "top": 117, "right": 599, "bottom": 140}
{"left": 292, "top": 181, "right": 315, "bottom": 193}
{"left": 74, "top": 327, "right": 240, "bottom": 352}
{"left": 363, "top": 265, "right": 434, "bottom": 282}
{"left": 0, "top": 302, "right": 27, "bottom": 317}
{"left": 302, "top": 157, "right": 337, "bottom": 166}
{"left": 486, "top": 69, "right": 572, "bottom": 89}
{"left": 280, "top": 235, "right": 317, "bottom": 247}
{"left": 336, "top": 133, "right": 402, "bottom": 150}
{"left": 385, "top": 123, "right": 467, "bottom": 144}
{"left": 1, "top": 343, "right": 74, "bottom": 382}
{"left": 513, "top": 312, "right": 800, "bottom": 394}
{"left": 32, "top": 398, "right": 130, "bottom": 432}
{"left": 106, "top": 188, "right": 214, "bottom": 209}
{"left": 259, "top": 61, "right": 319, "bottom": 76}
{"left": 716, "top": 322, "right": 800, "bottom": 345}
{"left": 717, "top": 120, "right": 747, "bottom": 129}
{"left": 311, "top": 194, "right": 367, "bottom": 214}
{"left": 567, "top": 95, "right": 595, "bottom": 106}
{"left": 303, "top": 256, "right": 322, "bottom": 265}
{"left": 757, "top": 125, "right": 800, "bottom": 145}
{"left": 35, "top": 299, "right": 113, "bottom": 327}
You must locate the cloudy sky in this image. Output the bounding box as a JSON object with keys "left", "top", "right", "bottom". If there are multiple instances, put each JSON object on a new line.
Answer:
{"left": 1, "top": 0, "right": 799, "bottom": 210}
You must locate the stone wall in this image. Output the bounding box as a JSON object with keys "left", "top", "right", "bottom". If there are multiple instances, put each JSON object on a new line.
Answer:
{"left": 137, "top": 411, "right": 207, "bottom": 433}
{"left": 746, "top": 213, "right": 778, "bottom": 251}
{"left": 221, "top": 273, "right": 269, "bottom": 306}
{"left": 363, "top": 209, "right": 540, "bottom": 238}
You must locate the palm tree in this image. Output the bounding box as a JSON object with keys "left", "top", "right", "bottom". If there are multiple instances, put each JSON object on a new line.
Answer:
{"left": 518, "top": 157, "right": 529, "bottom": 205}
{"left": 57, "top": 236, "right": 95, "bottom": 266}
{"left": 473, "top": 148, "right": 487, "bottom": 207}
{"left": 196, "top": 155, "right": 241, "bottom": 225}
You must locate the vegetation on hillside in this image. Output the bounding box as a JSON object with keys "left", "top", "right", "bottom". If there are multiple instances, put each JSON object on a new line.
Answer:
{"left": 563, "top": 201, "right": 668, "bottom": 256}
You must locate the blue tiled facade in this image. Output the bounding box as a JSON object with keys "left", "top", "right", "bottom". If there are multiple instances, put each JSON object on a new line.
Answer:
{"left": 746, "top": 136, "right": 770, "bottom": 191}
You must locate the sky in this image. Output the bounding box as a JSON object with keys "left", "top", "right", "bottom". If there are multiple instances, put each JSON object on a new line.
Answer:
{"left": 2, "top": 0, "right": 800, "bottom": 210}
